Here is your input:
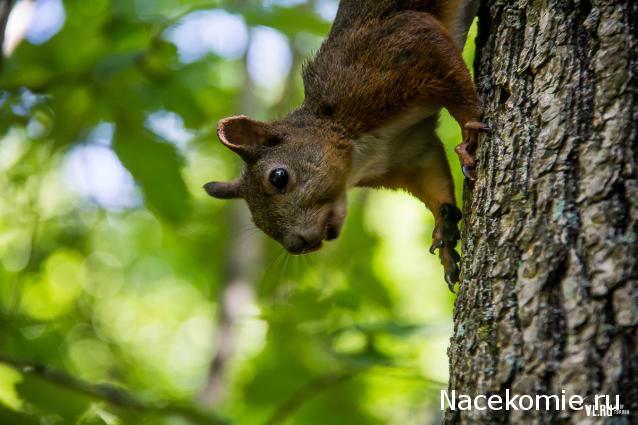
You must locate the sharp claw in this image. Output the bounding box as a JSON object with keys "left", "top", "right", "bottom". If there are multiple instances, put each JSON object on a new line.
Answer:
{"left": 464, "top": 121, "right": 490, "bottom": 132}
{"left": 446, "top": 262, "right": 460, "bottom": 287}
{"left": 434, "top": 203, "right": 463, "bottom": 290}
{"left": 462, "top": 165, "right": 476, "bottom": 180}
{"left": 430, "top": 239, "right": 444, "bottom": 254}
{"left": 445, "top": 271, "right": 458, "bottom": 293}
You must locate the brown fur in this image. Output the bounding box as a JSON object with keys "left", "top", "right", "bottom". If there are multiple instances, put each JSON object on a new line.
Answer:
{"left": 304, "top": 10, "right": 480, "bottom": 135}
{"left": 205, "top": 0, "right": 483, "bottom": 286}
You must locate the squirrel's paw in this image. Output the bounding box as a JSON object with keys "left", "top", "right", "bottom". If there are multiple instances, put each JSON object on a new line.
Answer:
{"left": 456, "top": 121, "right": 489, "bottom": 180}
{"left": 430, "top": 204, "right": 462, "bottom": 293}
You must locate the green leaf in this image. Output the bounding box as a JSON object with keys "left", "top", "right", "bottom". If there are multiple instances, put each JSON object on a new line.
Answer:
{"left": 113, "top": 126, "right": 191, "bottom": 223}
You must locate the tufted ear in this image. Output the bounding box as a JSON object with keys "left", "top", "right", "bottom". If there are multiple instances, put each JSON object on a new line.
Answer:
{"left": 217, "top": 115, "right": 279, "bottom": 161}
{"left": 203, "top": 180, "right": 242, "bottom": 199}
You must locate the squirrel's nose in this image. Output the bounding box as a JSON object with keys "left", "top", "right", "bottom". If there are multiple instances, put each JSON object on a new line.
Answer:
{"left": 287, "top": 231, "right": 323, "bottom": 254}
{"left": 298, "top": 234, "right": 320, "bottom": 249}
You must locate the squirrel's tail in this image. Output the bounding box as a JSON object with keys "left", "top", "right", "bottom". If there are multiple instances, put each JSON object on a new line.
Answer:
{"left": 439, "top": 0, "right": 480, "bottom": 49}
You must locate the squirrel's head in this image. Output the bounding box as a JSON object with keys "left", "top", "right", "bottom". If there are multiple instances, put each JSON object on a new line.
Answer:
{"left": 204, "top": 115, "right": 352, "bottom": 254}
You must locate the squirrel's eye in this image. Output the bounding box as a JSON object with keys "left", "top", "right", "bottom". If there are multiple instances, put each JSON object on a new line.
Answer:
{"left": 269, "top": 168, "right": 288, "bottom": 191}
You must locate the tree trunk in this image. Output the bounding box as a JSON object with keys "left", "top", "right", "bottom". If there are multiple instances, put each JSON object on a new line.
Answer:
{"left": 446, "top": 0, "right": 637, "bottom": 424}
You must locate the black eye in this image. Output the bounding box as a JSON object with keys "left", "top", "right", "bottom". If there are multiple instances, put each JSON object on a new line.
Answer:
{"left": 269, "top": 168, "right": 288, "bottom": 191}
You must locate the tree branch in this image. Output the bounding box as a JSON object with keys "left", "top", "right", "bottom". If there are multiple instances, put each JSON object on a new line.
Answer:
{"left": 0, "top": 354, "right": 232, "bottom": 425}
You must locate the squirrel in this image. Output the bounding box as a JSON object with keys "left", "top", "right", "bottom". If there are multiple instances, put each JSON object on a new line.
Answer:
{"left": 204, "top": 0, "right": 486, "bottom": 292}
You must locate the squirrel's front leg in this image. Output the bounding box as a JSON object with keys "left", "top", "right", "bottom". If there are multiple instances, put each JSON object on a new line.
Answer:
{"left": 408, "top": 143, "right": 463, "bottom": 292}
{"left": 363, "top": 141, "right": 462, "bottom": 292}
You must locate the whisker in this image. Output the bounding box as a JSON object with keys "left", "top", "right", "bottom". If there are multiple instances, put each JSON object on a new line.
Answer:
{"left": 261, "top": 247, "right": 287, "bottom": 292}
{"left": 236, "top": 223, "right": 259, "bottom": 237}
{"left": 281, "top": 252, "right": 292, "bottom": 283}
{"left": 236, "top": 228, "right": 262, "bottom": 247}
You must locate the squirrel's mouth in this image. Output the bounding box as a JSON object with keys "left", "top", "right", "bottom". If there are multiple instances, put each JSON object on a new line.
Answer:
{"left": 287, "top": 239, "right": 322, "bottom": 255}
{"left": 298, "top": 241, "right": 323, "bottom": 254}
{"left": 287, "top": 224, "right": 341, "bottom": 255}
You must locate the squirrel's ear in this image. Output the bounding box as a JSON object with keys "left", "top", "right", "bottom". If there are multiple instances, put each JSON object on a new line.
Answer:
{"left": 217, "top": 115, "right": 273, "bottom": 161}
{"left": 203, "top": 180, "right": 242, "bottom": 199}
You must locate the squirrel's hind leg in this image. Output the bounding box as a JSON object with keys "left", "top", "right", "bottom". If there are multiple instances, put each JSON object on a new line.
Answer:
{"left": 407, "top": 13, "right": 488, "bottom": 178}
{"left": 455, "top": 121, "right": 490, "bottom": 179}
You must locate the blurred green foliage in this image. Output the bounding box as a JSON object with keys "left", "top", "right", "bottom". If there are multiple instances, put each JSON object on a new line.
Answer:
{"left": 0, "top": 1, "right": 475, "bottom": 424}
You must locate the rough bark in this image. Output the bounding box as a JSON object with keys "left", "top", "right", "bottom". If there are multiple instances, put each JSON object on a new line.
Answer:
{"left": 446, "top": 0, "right": 638, "bottom": 424}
